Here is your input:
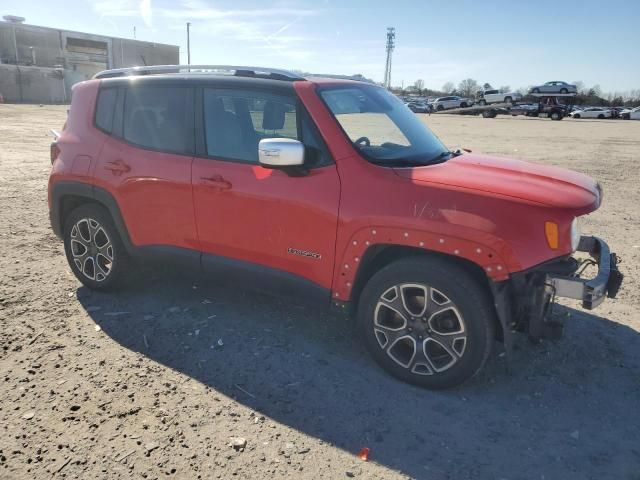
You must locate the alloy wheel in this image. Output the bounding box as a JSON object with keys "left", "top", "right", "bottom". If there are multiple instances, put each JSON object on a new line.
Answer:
{"left": 373, "top": 284, "right": 467, "bottom": 376}
{"left": 69, "top": 218, "right": 114, "bottom": 282}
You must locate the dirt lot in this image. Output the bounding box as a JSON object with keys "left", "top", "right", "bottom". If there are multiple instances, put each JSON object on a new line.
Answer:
{"left": 1, "top": 105, "right": 639, "bottom": 480}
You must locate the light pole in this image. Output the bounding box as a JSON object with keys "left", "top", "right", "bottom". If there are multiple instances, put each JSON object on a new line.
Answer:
{"left": 186, "top": 22, "right": 191, "bottom": 65}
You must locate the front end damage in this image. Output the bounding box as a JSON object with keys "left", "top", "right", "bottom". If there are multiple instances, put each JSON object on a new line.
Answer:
{"left": 491, "top": 236, "right": 623, "bottom": 355}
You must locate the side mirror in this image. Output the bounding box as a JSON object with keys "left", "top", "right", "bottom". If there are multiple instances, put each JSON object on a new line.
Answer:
{"left": 258, "top": 138, "right": 304, "bottom": 168}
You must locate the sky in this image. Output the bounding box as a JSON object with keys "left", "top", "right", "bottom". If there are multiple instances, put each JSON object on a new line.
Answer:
{"left": 3, "top": 0, "right": 639, "bottom": 94}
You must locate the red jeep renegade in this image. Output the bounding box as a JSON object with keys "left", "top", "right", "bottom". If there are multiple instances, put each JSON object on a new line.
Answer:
{"left": 48, "top": 65, "right": 623, "bottom": 389}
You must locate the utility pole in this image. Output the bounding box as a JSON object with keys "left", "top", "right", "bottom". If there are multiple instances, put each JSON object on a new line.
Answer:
{"left": 186, "top": 22, "right": 191, "bottom": 65}
{"left": 383, "top": 27, "right": 395, "bottom": 89}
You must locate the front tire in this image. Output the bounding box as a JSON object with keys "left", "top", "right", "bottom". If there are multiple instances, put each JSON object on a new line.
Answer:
{"left": 63, "top": 204, "right": 130, "bottom": 290}
{"left": 504, "top": 96, "right": 512, "bottom": 104}
{"left": 357, "top": 257, "right": 495, "bottom": 389}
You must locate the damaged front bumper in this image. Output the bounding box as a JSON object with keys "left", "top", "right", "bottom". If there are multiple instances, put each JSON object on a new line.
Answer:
{"left": 547, "top": 236, "right": 623, "bottom": 309}
{"left": 492, "top": 236, "right": 624, "bottom": 345}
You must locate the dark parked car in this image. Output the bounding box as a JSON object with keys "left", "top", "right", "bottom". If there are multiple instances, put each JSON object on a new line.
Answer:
{"left": 510, "top": 104, "right": 539, "bottom": 117}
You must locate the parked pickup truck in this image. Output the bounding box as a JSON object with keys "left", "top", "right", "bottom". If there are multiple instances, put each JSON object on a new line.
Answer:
{"left": 476, "top": 89, "right": 523, "bottom": 105}
{"left": 48, "top": 65, "right": 623, "bottom": 389}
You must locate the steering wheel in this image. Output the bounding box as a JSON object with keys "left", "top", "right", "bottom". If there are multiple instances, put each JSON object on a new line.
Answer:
{"left": 354, "top": 136, "right": 371, "bottom": 147}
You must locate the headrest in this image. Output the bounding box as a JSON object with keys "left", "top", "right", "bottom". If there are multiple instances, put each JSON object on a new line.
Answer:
{"left": 262, "top": 101, "right": 286, "bottom": 130}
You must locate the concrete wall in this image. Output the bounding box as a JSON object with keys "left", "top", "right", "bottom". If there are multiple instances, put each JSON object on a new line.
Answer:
{"left": 0, "top": 22, "right": 66, "bottom": 67}
{"left": 0, "top": 21, "right": 179, "bottom": 103}
{"left": 0, "top": 65, "right": 67, "bottom": 103}
{"left": 111, "top": 38, "right": 178, "bottom": 68}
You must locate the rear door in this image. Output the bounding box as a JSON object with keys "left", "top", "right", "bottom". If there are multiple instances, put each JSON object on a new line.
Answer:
{"left": 191, "top": 85, "right": 341, "bottom": 296}
{"left": 93, "top": 82, "right": 199, "bottom": 253}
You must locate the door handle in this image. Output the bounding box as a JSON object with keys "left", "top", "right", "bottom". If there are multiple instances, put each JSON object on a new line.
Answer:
{"left": 201, "top": 175, "right": 232, "bottom": 191}
{"left": 104, "top": 159, "right": 131, "bottom": 176}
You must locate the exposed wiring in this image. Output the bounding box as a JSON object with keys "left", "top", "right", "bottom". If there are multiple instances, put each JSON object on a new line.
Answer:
{"left": 543, "top": 282, "right": 557, "bottom": 317}
{"left": 574, "top": 258, "right": 597, "bottom": 277}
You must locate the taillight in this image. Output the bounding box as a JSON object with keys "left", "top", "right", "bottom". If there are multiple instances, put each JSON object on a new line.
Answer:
{"left": 50, "top": 142, "right": 60, "bottom": 164}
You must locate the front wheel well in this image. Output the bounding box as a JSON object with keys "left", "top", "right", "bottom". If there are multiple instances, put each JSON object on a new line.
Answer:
{"left": 350, "top": 244, "right": 496, "bottom": 316}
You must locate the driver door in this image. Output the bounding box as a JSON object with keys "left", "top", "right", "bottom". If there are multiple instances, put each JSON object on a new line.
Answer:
{"left": 191, "top": 86, "right": 341, "bottom": 297}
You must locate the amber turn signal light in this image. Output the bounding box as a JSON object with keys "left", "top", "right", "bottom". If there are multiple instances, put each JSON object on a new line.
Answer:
{"left": 544, "top": 221, "right": 559, "bottom": 249}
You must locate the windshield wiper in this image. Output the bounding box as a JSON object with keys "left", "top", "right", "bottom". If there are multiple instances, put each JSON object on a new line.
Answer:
{"left": 427, "top": 150, "right": 461, "bottom": 163}
{"left": 368, "top": 150, "right": 461, "bottom": 167}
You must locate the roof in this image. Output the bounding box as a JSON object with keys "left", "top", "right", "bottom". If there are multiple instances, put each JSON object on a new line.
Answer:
{"left": 93, "top": 65, "right": 376, "bottom": 88}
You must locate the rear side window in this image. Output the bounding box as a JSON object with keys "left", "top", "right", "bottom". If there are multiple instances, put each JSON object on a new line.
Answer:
{"left": 123, "top": 86, "right": 192, "bottom": 154}
{"left": 95, "top": 88, "right": 118, "bottom": 133}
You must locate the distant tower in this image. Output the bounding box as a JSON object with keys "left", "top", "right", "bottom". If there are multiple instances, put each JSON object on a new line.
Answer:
{"left": 383, "top": 27, "right": 395, "bottom": 89}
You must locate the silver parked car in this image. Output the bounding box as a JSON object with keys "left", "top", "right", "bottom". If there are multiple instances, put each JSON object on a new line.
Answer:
{"left": 529, "top": 81, "right": 577, "bottom": 94}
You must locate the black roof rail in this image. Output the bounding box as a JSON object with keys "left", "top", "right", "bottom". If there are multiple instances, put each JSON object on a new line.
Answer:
{"left": 93, "top": 65, "right": 304, "bottom": 81}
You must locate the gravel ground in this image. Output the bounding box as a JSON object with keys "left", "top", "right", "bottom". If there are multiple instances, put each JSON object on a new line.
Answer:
{"left": 1, "top": 105, "right": 639, "bottom": 480}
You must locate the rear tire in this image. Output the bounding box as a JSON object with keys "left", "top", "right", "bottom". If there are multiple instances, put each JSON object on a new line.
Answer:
{"left": 357, "top": 257, "right": 495, "bottom": 389}
{"left": 598, "top": 114, "right": 605, "bottom": 119}
{"left": 63, "top": 204, "right": 130, "bottom": 291}
{"left": 560, "top": 88, "right": 568, "bottom": 94}
{"left": 460, "top": 102, "right": 468, "bottom": 108}
{"left": 550, "top": 111, "right": 562, "bottom": 120}
{"left": 504, "top": 96, "right": 512, "bottom": 104}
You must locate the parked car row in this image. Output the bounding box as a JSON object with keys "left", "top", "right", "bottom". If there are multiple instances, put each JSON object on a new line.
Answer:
{"left": 403, "top": 96, "right": 473, "bottom": 112}
{"left": 569, "top": 106, "right": 640, "bottom": 120}
{"left": 398, "top": 79, "right": 640, "bottom": 120}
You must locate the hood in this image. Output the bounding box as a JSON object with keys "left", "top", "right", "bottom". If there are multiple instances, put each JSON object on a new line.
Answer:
{"left": 394, "top": 153, "right": 600, "bottom": 214}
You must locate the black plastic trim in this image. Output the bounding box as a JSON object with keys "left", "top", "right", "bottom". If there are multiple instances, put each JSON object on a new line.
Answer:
{"left": 201, "top": 252, "right": 330, "bottom": 305}
{"left": 49, "top": 181, "right": 135, "bottom": 254}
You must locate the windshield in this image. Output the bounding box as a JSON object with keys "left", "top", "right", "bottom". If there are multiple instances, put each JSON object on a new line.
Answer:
{"left": 319, "top": 84, "right": 450, "bottom": 166}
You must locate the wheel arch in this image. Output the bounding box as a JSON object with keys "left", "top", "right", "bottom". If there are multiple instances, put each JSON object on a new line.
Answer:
{"left": 50, "top": 181, "right": 134, "bottom": 254}
{"left": 346, "top": 244, "right": 504, "bottom": 341}
{"left": 350, "top": 244, "right": 493, "bottom": 310}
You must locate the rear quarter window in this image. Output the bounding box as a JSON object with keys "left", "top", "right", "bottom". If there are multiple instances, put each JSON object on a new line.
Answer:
{"left": 95, "top": 88, "right": 118, "bottom": 133}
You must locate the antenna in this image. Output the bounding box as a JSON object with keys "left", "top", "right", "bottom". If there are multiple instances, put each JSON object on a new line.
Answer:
{"left": 383, "top": 27, "right": 395, "bottom": 89}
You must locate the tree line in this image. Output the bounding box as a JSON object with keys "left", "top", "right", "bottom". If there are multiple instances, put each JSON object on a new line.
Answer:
{"left": 393, "top": 78, "right": 640, "bottom": 107}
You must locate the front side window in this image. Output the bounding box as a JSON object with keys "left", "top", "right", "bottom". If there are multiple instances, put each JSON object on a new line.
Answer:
{"left": 123, "top": 86, "right": 192, "bottom": 154}
{"left": 203, "top": 89, "right": 297, "bottom": 163}
{"left": 320, "top": 84, "right": 449, "bottom": 166}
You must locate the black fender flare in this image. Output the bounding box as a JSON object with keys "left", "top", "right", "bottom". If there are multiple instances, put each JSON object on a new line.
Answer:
{"left": 50, "top": 181, "right": 134, "bottom": 254}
